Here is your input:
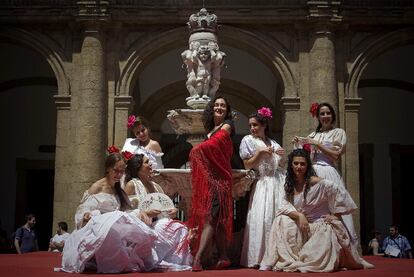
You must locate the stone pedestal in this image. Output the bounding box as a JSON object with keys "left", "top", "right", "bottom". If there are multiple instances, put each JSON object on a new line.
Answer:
{"left": 151, "top": 169, "right": 256, "bottom": 219}
{"left": 167, "top": 108, "right": 206, "bottom": 146}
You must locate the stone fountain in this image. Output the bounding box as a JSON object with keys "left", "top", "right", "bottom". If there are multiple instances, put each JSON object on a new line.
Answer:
{"left": 167, "top": 8, "right": 226, "bottom": 146}
{"left": 151, "top": 8, "right": 255, "bottom": 217}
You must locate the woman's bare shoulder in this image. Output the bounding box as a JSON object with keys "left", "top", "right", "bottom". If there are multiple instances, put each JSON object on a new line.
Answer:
{"left": 309, "top": 176, "right": 322, "bottom": 186}
{"left": 88, "top": 178, "right": 105, "bottom": 194}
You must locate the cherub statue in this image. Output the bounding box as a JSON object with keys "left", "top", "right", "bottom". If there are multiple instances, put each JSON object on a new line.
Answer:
{"left": 181, "top": 41, "right": 226, "bottom": 99}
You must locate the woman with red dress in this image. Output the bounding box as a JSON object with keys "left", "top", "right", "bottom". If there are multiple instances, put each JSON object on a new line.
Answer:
{"left": 188, "top": 96, "right": 235, "bottom": 271}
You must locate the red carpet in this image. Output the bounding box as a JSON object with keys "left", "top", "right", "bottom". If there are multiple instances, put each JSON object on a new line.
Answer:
{"left": 0, "top": 252, "right": 413, "bottom": 276}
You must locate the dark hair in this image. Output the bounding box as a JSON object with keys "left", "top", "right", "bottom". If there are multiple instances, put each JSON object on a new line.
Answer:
{"left": 58, "top": 221, "right": 68, "bottom": 232}
{"left": 390, "top": 225, "right": 399, "bottom": 231}
{"left": 105, "top": 153, "right": 132, "bottom": 211}
{"left": 315, "top": 102, "right": 336, "bottom": 133}
{"left": 132, "top": 116, "right": 150, "bottom": 131}
{"left": 202, "top": 95, "right": 233, "bottom": 133}
{"left": 125, "top": 154, "right": 145, "bottom": 184}
{"left": 25, "top": 214, "right": 36, "bottom": 222}
{"left": 284, "top": 149, "right": 316, "bottom": 203}
{"left": 248, "top": 112, "right": 270, "bottom": 138}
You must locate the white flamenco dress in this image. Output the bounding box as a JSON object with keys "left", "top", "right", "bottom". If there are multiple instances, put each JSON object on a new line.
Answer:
{"left": 59, "top": 192, "right": 158, "bottom": 273}
{"left": 128, "top": 178, "right": 192, "bottom": 271}
{"left": 122, "top": 138, "right": 164, "bottom": 169}
{"left": 239, "top": 135, "right": 286, "bottom": 267}
{"left": 308, "top": 128, "right": 358, "bottom": 244}
{"left": 260, "top": 179, "right": 374, "bottom": 272}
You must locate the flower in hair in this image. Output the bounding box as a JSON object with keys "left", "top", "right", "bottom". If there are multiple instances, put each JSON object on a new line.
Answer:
{"left": 127, "top": 115, "right": 137, "bottom": 129}
{"left": 122, "top": 151, "right": 135, "bottom": 161}
{"left": 107, "top": 145, "right": 120, "bottom": 154}
{"left": 257, "top": 107, "right": 272, "bottom": 119}
{"left": 303, "top": 143, "right": 312, "bottom": 154}
{"left": 309, "top": 103, "right": 319, "bottom": 117}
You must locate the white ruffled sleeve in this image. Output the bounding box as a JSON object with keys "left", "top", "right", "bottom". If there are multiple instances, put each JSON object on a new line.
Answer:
{"left": 320, "top": 179, "right": 357, "bottom": 215}
{"left": 334, "top": 128, "right": 347, "bottom": 148}
{"left": 276, "top": 197, "right": 297, "bottom": 216}
{"left": 239, "top": 135, "right": 256, "bottom": 160}
{"left": 122, "top": 138, "right": 137, "bottom": 153}
{"left": 74, "top": 192, "right": 101, "bottom": 229}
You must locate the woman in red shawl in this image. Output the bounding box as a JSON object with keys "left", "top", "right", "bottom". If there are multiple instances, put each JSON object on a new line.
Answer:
{"left": 189, "top": 96, "right": 234, "bottom": 271}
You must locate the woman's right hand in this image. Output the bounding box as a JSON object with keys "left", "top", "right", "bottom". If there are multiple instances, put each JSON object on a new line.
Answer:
{"left": 146, "top": 209, "right": 161, "bottom": 218}
{"left": 259, "top": 146, "right": 273, "bottom": 156}
{"left": 137, "top": 211, "right": 152, "bottom": 225}
{"left": 298, "top": 213, "right": 310, "bottom": 234}
{"left": 291, "top": 136, "right": 299, "bottom": 144}
{"left": 81, "top": 212, "right": 91, "bottom": 227}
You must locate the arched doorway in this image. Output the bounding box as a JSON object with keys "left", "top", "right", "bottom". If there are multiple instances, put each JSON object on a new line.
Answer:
{"left": 0, "top": 41, "right": 57, "bottom": 251}
{"left": 356, "top": 41, "right": 414, "bottom": 251}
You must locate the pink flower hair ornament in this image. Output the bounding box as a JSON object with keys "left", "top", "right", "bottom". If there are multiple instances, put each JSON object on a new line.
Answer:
{"left": 257, "top": 107, "right": 272, "bottom": 119}
{"left": 127, "top": 115, "right": 137, "bottom": 129}
{"left": 309, "top": 103, "right": 319, "bottom": 117}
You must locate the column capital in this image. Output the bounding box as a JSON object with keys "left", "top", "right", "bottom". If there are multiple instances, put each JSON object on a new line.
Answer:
{"left": 344, "top": 97, "right": 362, "bottom": 112}
{"left": 76, "top": 1, "right": 110, "bottom": 23}
{"left": 114, "top": 95, "right": 134, "bottom": 110}
{"left": 281, "top": 96, "right": 300, "bottom": 111}
{"left": 307, "top": 1, "right": 342, "bottom": 23}
{"left": 54, "top": 95, "right": 71, "bottom": 110}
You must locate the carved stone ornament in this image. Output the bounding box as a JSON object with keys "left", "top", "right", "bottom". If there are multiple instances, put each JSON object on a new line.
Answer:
{"left": 181, "top": 8, "right": 226, "bottom": 108}
{"left": 187, "top": 8, "right": 218, "bottom": 34}
{"left": 151, "top": 169, "right": 257, "bottom": 213}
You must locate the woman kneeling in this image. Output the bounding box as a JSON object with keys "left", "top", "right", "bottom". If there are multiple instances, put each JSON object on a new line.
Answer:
{"left": 260, "top": 149, "right": 373, "bottom": 272}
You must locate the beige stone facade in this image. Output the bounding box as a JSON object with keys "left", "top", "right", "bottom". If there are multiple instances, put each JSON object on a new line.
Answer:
{"left": 1, "top": 1, "right": 414, "bottom": 247}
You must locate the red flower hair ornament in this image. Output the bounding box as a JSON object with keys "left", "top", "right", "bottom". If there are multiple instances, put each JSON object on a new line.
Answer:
{"left": 107, "top": 145, "right": 120, "bottom": 154}
{"left": 302, "top": 143, "right": 312, "bottom": 154}
{"left": 107, "top": 146, "right": 135, "bottom": 161}
{"left": 122, "top": 151, "right": 135, "bottom": 161}
{"left": 309, "top": 103, "right": 319, "bottom": 117}
{"left": 257, "top": 107, "right": 272, "bottom": 119}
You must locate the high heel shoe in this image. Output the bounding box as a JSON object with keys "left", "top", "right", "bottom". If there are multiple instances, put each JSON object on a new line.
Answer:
{"left": 212, "top": 259, "right": 231, "bottom": 270}
{"left": 192, "top": 262, "right": 203, "bottom": 272}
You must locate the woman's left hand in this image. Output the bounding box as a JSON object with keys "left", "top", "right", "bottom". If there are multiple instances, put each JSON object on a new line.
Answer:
{"left": 167, "top": 207, "right": 178, "bottom": 219}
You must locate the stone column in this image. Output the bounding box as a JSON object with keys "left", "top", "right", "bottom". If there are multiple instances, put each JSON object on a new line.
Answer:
{"left": 344, "top": 97, "right": 362, "bottom": 243}
{"left": 52, "top": 94, "right": 71, "bottom": 230}
{"left": 309, "top": 23, "right": 338, "bottom": 108}
{"left": 281, "top": 97, "right": 301, "bottom": 152}
{"left": 113, "top": 95, "right": 133, "bottom": 147}
{"left": 68, "top": 22, "right": 107, "bottom": 228}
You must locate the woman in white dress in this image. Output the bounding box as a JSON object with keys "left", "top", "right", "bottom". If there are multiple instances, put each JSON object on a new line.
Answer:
{"left": 260, "top": 149, "right": 374, "bottom": 272}
{"left": 59, "top": 152, "right": 158, "bottom": 273}
{"left": 239, "top": 108, "right": 285, "bottom": 268}
{"left": 123, "top": 115, "right": 164, "bottom": 169}
{"left": 293, "top": 102, "right": 358, "bottom": 245}
{"left": 124, "top": 153, "right": 192, "bottom": 271}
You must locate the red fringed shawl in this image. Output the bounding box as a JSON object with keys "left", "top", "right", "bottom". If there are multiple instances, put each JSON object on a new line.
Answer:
{"left": 188, "top": 129, "right": 233, "bottom": 253}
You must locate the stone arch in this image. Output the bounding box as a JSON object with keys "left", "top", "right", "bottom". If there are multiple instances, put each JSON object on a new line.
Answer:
{"left": 0, "top": 27, "right": 70, "bottom": 95}
{"left": 118, "top": 25, "right": 297, "bottom": 99}
{"left": 138, "top": 79, "right": 275, "bottom": 133}
{"left": 347, "top": 27, "right": 414, "bottom": 98}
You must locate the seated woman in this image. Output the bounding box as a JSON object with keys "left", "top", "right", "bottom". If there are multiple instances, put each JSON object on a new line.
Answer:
{"left": 260, "top": 149, "right": 374, "bottom": 272}
{"left": 123, "top": 115, "right": 164, "bottom": 169}
{"left": 124, "top": 153, "right": 192, "bottom": 271}
{"left": 59, "top": 151, "right": 158, "bottom": 274}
